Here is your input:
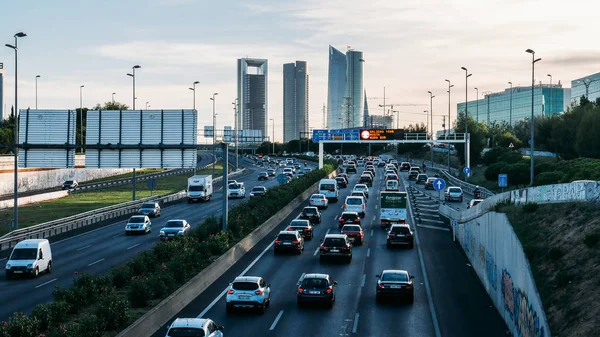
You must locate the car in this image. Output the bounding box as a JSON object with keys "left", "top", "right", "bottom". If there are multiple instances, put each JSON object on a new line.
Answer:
{"left": 416, "top": 174, "right": 428, "bottom": 184}
{"left": 359, "top": 174, "right": 373, "bottom": 187}
{"left": 385, "top": 179, "right": 399, "bottom": 191}
{"left": 165, "top": 318, "right": 224, "bottom": 337}
{"left": 340, "top": 224, "right": 365, "bottom": 245}
{"left": 357, "top": 160, "right": 365, "bottom": 167}
{"left": 444, "top": 186, "right": 464, "bottom": 202}
{"left": 125, "top": 215, "right": 151, "bottom": 235}
{"left": 362, "top": 170, "right": 375, "bottom": 180}
{"left": 424, "top": 177, "right": 436, "bottom": 190}
{"left": 62, "top": 180, "right": 78, "bottom": 190}
{"left": 335, "top": 176, "right": 348, "bottom": 188}
{"left": 410, "top": 167, "right": 421, "bottom": 174}
{"left": 352, "top": 184, "right": 369, "bottom": 198}
{"left": 249, "top": 186, "right": 267, "bottom": 198}
{"left": 468, "top": 199, "right": 485, "bottom": 209}
{"left": 378, "top": 161, "right": 386, "bottom": 167}
{"left": 283, "top": 168, "right": 294, "bottom": 176}
{"left": 408, "top": 171, "right": 419, "bottom": 181}
{"left": 159, "top": 219, "right": 191, "bottom": 240}
{"left": 338, "top": 211, "right": 361, "bottom": 229}
{"left": 297, "top": 171, "right": 305, "bottom": 178}
{"left": 138, "top": 202, "right": 161, "bottom": 218}
{"left": 287, "top": 219, "right": 314, "bottom": 240}
{"left": 386, "top": 173, "right": 399, "bottom": 181}
{"left": 399, "top": 162, "right": 411, "bottom": 171}
{"left": 376, "top": 270, "right": 415, "bottom": 303}
{"left": 365, "top": 166, "right": 376, "bottom": 175}
{"left": 226, "top": 276, "right": 271, "bottom": 314}
{"left": 298, "top": 206, "right": 322, "bottom": 224}
{"left": 227, "top": 182, "right": 246, "bottom": 199}
{"left": 351, "top": 191, "right": 368, "bottom": 200}
{"left": 386, "top": 224, "right": 414, "bottom": 248}
{"left": 5, "top": 239, "right": 52, "bottom": 279}
{"left": 267, "top": 169, "right": 276, "bottom": 176}
{"left": 319, "top": 234, "right": 353, "bottom": 263}
{"left": 297, "top": 273, "right": 338, "bottom": 308}
{"left": 344, "top": 196, "right": 366, "bottom": 218}
{"left": 274, "top": 230, "right": 304, "bottom": 254}
{"left": 346, "top": 164, "right": 357, "bottom": 174}
{"left": 338, "top": 173, "right": 349, "bottom": 181}
{"left": 309, "top": 193, "right": 329, "bottom": 209}
{"left": 258, "top": 172, "right": 269, "bottom": 180}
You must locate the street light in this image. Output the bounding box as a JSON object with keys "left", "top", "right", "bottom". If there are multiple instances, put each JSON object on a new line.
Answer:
{"left": 79, "top": 85, "right": 84, "bottom": 153}
{"left": 127, "top": 64, "right": 141, "bottom": 200}
{"left": 5, "top": 31, "right": 26, "bottom": 230}
{"left": 461, "top": 66, "right": 472, "bottom": 182}
{"left": 427, "top": 91, "right": 435, "bottom": 166}
{"left": 210, "top": 93, "right": 218, "bottom": 178}
{"left": 526, "top": 49, "right": 541, "bottom": 186}
{"left": 189, "top": 80, "right": 199, "bottom": 110}
{"left": 508, "top": 82, "right": 513, "bottom": 126}
{"left": 445, "top": 79, "right": 454, "bottom": 171}
{"left": 112, "top": 92, "right": 116, "bottom": 104}
{"left": 474, "top": 87, "right": 479, "bottom": 122}
{"left": 35, "top": 75, "right": 40, "bottom": 109}
{"left": 270, "top": 118, "right": 275, "bottom": 154}
{"left": 232, "top": 99, "right": 239, "bottom": 170}
{"left": 547, "top": 74, "right": 552, "bottom": 116}
{"left": 145, "top": 101, "right": 150, "bottom": 110}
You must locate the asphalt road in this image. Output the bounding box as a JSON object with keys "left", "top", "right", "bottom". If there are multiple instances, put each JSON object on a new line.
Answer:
{"left": 0, "top": 156, "right": 306, "bottom": 321}
{"left": 152, "top": 166, "right": 508, "bottom": 337}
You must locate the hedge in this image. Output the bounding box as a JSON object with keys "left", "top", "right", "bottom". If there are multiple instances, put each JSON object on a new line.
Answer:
{"left": 0, "top": 163, "right": 337, "bottom": 337}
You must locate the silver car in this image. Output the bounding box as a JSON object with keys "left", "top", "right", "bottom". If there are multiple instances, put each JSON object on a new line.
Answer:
{"left": 226, "top": 276, "right": 271, "bottom": 314}
{"left": 165, "top": 318, "right": 223, "bottom": 337}
{"left": 309, "top": 193, "right": 329, "bottom": 209}
{"left": 125, "top": 215, "right": 151, "bottom": 235}
{"left": 444, "top": 186, "right": 464, "bottom": 202}
{"left": 159, "top": 219, "right": 191, "bottom": 240}
{"left": 138, "top": 202, "right": 161, "bottom": 218}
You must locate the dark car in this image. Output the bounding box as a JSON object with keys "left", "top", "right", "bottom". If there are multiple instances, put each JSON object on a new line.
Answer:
{"left": 274, "top": 231, "right": 304, "bottom": 254}
{"left": 287, "top": 219, "right": 314, "bottom": 240}
{"left": 267, "top": 169, "right": 276, "bottom": 176}
{"left": 340, "top": 224, "right": 365, "bottom": 245}
{"left": 359, "top": 174, "right": 373, "bottom": 187}
{"left": 416, "top": 174, "right": 428, "bottom": 184}
{"left": 424, "top": 177, "right": 436, "bottom": 189}
{"left": 399, "top": 162, "right": 411, "bottom": 171}
{"left": 250, "top": 186, "right": 267, "bottom": 197}
{"left": 338, "top": 211, "right": 361, "bottom": 229}
{"left": 319, "top": 234, "right": 352, "bottom": 263}
{"left": 346, "top": 164, "right": 357, "bottom": 174}
{"left": 298, "top": 206, "right": 322, "bottom": 224}
{"left": 297, "top": 273, "right": 338, "bottom": 308}
{"left": 258, "top": 172, "right": 269, "bottom": 180}
{"left": 376, "top": 269, "right": 415, "bottom": 303}
{"left": 335, "top": 177, "right": 348, "bottom": 188}
{"left": 62, "top": 180, "right": 78, "bottom": 190}
{"left": 386, "top": 173, "right": 399, "bottom": 181}
{"left": 338, "top": 173, "right": 349, "bottom": 181}
{"left": 410, "top": 167, "right": 421, "bottom": 174}
{"left": 408, "top": 171, "right": 419, "bottom": 181}
{"left": 386, "top": 224, "right": 414, "bottom": 249}
{"left": 378, "top": 161, "right": 386, "bottom": 167}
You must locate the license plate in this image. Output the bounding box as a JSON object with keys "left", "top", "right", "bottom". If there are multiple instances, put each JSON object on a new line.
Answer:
{"left": 284, "top": 242, "right": 292, "bottom": 245}
{"left": 390, "top": 285, "right": 402, "bottom": 289}
{"left": 310, "top": 291, "right": 321, "bottom": 294}
{"left": 168, "top": 234, "right": 175, "bottom": 237}
{"left": 396, "top": 234, "right": 405, "bottom": 237}
{"left": 330, "top": 249, "right": 339, "bottom": 253}
{"left": 13, "top": 271, "right": 23, "bottom": 274}
{"left": 239, "top": 294, "right": 251, "bottom": 298}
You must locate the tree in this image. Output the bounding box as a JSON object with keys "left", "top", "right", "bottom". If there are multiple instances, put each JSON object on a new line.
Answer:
{"left": 93, "top": 101, "right": 129, "bottom": 110}
{"left": 486, "top": 121, "right": 510, "bottom": 147}
{"left": 549, "top": 106, "right": 585, "bottom": 159}
{"left": 397, "top": 122, "right": 427, "bottom": 155}
{"left": 575, "top": 104, "right": 600, "bottom": 158}
{"left": 453, "top": 112, "right": 487, "bottom": 165}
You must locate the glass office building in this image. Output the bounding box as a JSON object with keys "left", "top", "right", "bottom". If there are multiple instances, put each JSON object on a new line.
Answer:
{"left": 457, "top": 85, "right": 570, "bottom": 126}
{"left": 283, "top": 61, "right": 309, "bottom": 142}
{"left": 571, "top": 72, "right": 600, "bottom": 105}
{"left": 346, "top": 49, "right": 364, "bottom": 128}
{"left": 237, "top": 58, "right": 268, "bottom": 138}
{"left": 327, "top": 46, "right": 346, "bottom": 130}
{"left": 326, "top": 46, "right": 365, "bottom": 129}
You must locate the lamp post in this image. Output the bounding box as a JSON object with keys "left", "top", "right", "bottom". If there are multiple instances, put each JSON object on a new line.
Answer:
{"left": 232, "top": 99, "right": 239, "bottom": 170}
{"left": 445, "top": 79, "right": 454, "bottom": 171}
{"left": 427, "top": 91, "right": 435, "bottom": 166}
{"left": 508, "top": 82, "right": 513, "bottom": 127}
{"left": 79, "top": 85, "right": 84, "bottom": 153}
{"left": 270, "top": 118, "right": 275, "bottom": 155}
{"left": 189, "top": 80, "right": 199, "bottom": 110}
{"left": 35, "top": 75, "right": 40, "bottom": 109}
{"left": 127, "top": 64, "right": 141, "bottom": 200}
{"left": 474, "top": 87, "right": 479, "bottom": 122}
{"left": 5, "top": 31, "right": 26, "bottom": 230}
{"left": 112, "top": 92, "right": 116, "bottom": 104}
{"left": 526, "top": 49, "right": 541, "bottom": 186}
{"left": 547, "top": 74, "right": 552, "bottom": 117}
{"left": 461, "top": 66, "right": 472, "bottom": 182}
{"left": 210, "top": 93, "right": 218, "bottom": 177}
{"left": 145, "top": 101, "right": 150, "bottom": 110}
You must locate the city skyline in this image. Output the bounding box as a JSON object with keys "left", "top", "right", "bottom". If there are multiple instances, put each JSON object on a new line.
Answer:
{"left": 1, "top": 0, "right": 600, "bottom": 141}
{"left": 283, "top": 61, "right": 309, "bottom": 142}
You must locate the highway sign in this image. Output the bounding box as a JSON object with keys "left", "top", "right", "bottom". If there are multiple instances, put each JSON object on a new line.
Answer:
{"left": 330, "top": 129, "right": 359, "bottom": 141}
{"left": 463, "top": 167, "right": 471, "bottom": 175}
{"left": 312, "top": 129, "right": 329, "bottom": 143}
{"left": 508, "top": 142, "right": 514, "bottom": 148}
{"left": 146, "top": 178, "right": 157, "bottom": 190}
{"left": 451, "top": 219, "right": 457, "bottom": 228}
{"left": 433, "top": 178, "right": 446, "bottom": 191}
{"left": 359, "top": 129, "right": 405, "bottom": 140}
{"left": 498, "top": 174, "right": 508, "bottom": 187}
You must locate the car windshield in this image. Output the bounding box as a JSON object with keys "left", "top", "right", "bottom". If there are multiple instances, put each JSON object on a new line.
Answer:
{"left": 260, "top": 172, "right": 267, "bottom": 176}
{"left": 10, "top": 248, "right": 37, "bottom": 260}
{"left": 167, "top": 327, "right": 205, "bottom": 337}
{"left": 346, "top": 198, "right": 362, "bottom": 205}
{"left": 128, "top": 216, "right": 145, "bottom": 223}
{"left": 232, "top": 281, "right": 259, "bottom": 290}
{"left": 229, "top": 184, "right": 242, "bottom": 189}
{"left": 355, "top": 186, "right": 366, "bottom": 190}
{"left": 391, "top": 226, "right": 410, "bottom": 234}
{"left": 342, "top": 225, "right": 361, "bottom": 232}
{"left": 418, "top": 175, "right": 427, "bottom": 179}
{"left": 165, "top": 221, "right": 184, "bottom": 228}
{"left": 303, "top": 208, "right": 317, "bottom": 214}
{"left": 64, "top": 180, "right": 73, "bottom": 184}
{"left": 301, "top": 278, "right": 328, "bottom": 288}
{"left": 336, "top": 177, "right": 345, "bottom": 181}
{"left": 141, "top": 203, "right": 155, "bottom": 208}
{"left": 342, "top": 213, "right": 358, "bottom": 219}
{"left": 320, "top": 183, "right": 336, "bottom": 191}
{"left": 323, "top": 238, "right": 347, "bottom": 246}
{"left": 449, "top": 188, "right": 462, "bottom": 193}
{"left": 351, "top": 192, "right": 364, "bottom": 197}
{"left": 311, "top": 194, "right": 325, "bottom": 199}
{"left": 382, "top": 273, "right": 409, "bottom": 282}
{"left": 189, "top": 185, "right": 204, "bottom": 192}
{"left": 427, "top": 178, "right": 436, "bottom": 182}
{"left": 252, "top": 187, "right": 265, "bottom": 192}
{"left": 277, "top": 234, "right": 297, "bottom": 241}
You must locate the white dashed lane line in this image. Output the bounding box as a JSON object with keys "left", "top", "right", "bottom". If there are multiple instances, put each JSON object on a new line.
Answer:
{"left": 35, "top": 278, "right": 57, "bottom": 289}
{"left": 366, "top": 248, "right": 371, "bottom": 257}
{"left": 126, "top": 243, "right": 140, "bottom": 250}
{"left": 269, "top": 310, "right": 285, "bottom": 330}
{"left": 76, "top": 244, "right": 91, "bottom": 251}
{"left": 361, "top": 274, "right": 366, "bottom": 287}
{"left": 87, "top": 258, "right": 105, "bottom": 267}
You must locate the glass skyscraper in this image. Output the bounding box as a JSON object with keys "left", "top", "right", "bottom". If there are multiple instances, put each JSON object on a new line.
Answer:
{"left": 327, "top": 46, "right": 346, "bottom": 130}
{"left": 237, "top": 58, "right": 268, "bottom": 138}
{"left": 326, "top": 46, "right": 365, "bottom": 129}
{"left": 571, "top": 72, "right": 600, "bottom": 104}
{"left": 457, "top": 84, "right": 570, "bottom": 126}
{"left": 283, "top": 61, "right": 309, "bottom": 142}
{"left": 346, "top": 49, "right": 364, "bottom": 128}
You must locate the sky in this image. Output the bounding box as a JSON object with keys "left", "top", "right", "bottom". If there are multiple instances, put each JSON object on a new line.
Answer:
{"left": 1, "top": 0, "right": 600, "bottom": 142}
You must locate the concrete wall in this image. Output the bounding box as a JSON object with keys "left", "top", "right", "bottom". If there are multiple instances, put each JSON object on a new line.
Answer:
{"left": 455, "top": 212, "right": 550, "bottom": 337}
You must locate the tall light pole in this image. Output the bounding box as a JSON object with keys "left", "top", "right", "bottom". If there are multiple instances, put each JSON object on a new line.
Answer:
{"left": 35, "top": 75, "right": 40, "bottom": 109}
{"left": 232, "top": 99, "right": 239, "bottom": 170}
{"left": 189, "top": 80, "right": 199, "bottom": 110}
{"left": 79, "top": 85, "right": 84, "bottom": 153}
{"left": 427, "top": 91, "right": 435, "bottom": 166}
{"left": 127, "top": 64, "right": 141, "bottom": 200}
{"left": 5, "top": 31, "right": 26, "bottom": 230}
{"left": 474, "top": 87, "right": 479, "bottom": 122}
{"left": 461, "top": 67, "right": 472, "bottom": 182}
{"left": 210, "top": 93, "right": 218, "bottom": 177}
{"left": 270, "top": 118, "right": 275, "bottom": 154}
{"left": 547, "top": 74, "right": 552, "bottom": 117}
{"left": 145, "top": 101, "right": 150, "bottom": 110}
{"left": 526, "top": 49, "right": 541, "bottom": 186}
{"left": 445, "top": 79, "right": 454, "bottom": 171}
{"left": 508, "top": 82, "right": 513, "bottom": 127}
{"left": 112, "top": 92, "right": 116, "bottom": 104}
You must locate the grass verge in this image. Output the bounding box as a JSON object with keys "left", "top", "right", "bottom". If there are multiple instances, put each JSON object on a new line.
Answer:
{"left": 498, "top": 201, "right": 600, "bottom": 337}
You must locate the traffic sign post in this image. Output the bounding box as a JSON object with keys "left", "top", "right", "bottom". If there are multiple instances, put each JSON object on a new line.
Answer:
{"left": 146, "top": 178, "right": 157, "bottom": 196}
{"left": 498, "top": 173, "right": 507, "bottom": 193}
{"left": 463, "top": 167, "right": 471, "bottom": 175}
{"left": 451, "top": 219, "right": 457, "bottom": 242}
{"left": 433, "top": 178, "right": 446, "bottom": 201}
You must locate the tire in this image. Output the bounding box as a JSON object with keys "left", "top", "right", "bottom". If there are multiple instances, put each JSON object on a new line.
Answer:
{"left": 409, "top": 242, "right": 414, "bottom": 249}
{"left": 47, "top": 261, "right": 52, "bottom": 274}
{"left": 327, "top": 300, "right": 334, "bottom": 309}
{"left": 265, "top": 298, "right": 271, "bottom": 308}
{"left": 376, "top": 294, "right": 381, "bottom": 302}
{"left": 226, "top": 305, "right": 233, "bottom": 314}
{"left": 408, "top": 295, "right": 414, "bottom": 304}
{"left": 319, "top": 256, "right": 325, "bottom": 263}
{"left": 297, "top": 301, "right": 303, "bottom": 308}
{"left": 34, "top": 267, "right": 39, "bottom": 278}
{"left": 387, "top": 242, "right": 392, "bottom": 248}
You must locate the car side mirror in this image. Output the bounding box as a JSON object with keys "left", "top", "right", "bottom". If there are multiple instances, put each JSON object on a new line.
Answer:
{"left": 410, "top": 275, "right": 415, "bottom": 279}
{"left": 216, "top": 325, "right": 224, "bottom": 331}
{"left": 333, "top": 281, "right": 338, "bottom": 285}
{"left": 376, "top": 274, "right": 381, "bottom": 278}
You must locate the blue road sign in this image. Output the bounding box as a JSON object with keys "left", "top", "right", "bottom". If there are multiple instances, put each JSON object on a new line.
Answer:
{"left": 433, "top": 178, "right": 446, "bottom": 191}
{"left": 146, "top": 178, "right": 157, "bottom": 190}
{"left": 312, "top": 129, "right": 329, "bottom": 143}
{"left": 463, "top": 167, "right": 471, "bottom": 175}
{"left": 330, "top": 129, "right": 359, "bottom": 141}
{"left": 498, "top": 174, "right": 508, "bottom": 187}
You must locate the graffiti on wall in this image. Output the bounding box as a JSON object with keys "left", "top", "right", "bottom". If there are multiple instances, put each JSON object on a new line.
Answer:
{"left": 501, "top": 269, "right": 545, "bottom": 337}
{"left": 528, "top": 182, "right": 586, "bottom": 204}
{"left": 511, "top": 188, "right": 528, "bottom": 205}
{"left": 585, "top": 181, "right": 600, "bottom": 202}
{"left": 485, "top": 250, "right": 497, "bottom": 290}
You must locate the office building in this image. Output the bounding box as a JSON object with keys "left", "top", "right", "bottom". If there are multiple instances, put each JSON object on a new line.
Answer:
{"left": 237, "top": 58, "right": 268, "bottom": 138}
{"left": 283, "top": 61, "right": 309, "bottom": 142}
{"left": 571, "top": 72, "right": 600, "bottom": 104}
{"left": 326, "top": 45, "right": 365, "bottom": 129}
{"left": 368, "top": 115, "right": 393, "bottom": 129}
{"left": 363, "top": 89, "right": 369, "bottom": 127}
{"left": 457, "top": 84, "right": 570, "bottom": 126}
{"left": 0, "top": 63, "right": 4, "bottom": 121}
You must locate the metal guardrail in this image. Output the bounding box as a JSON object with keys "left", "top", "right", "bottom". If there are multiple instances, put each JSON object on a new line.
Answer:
{"left": 68, "top": 169, "right": 191, "bottom": 194}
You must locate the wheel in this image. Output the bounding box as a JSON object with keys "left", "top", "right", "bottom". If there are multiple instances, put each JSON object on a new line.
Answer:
{"left": 265, "top": 298, "right": 271, "bottom": 308}
{"left": 327, "top": 300, "right": 334, "bottom": 309}
{"left": 387, "top": 242, "right": 392, "bottom": 248}
{"left": 460, "top": 197, "right": 463, "bottom": 202}
{"left": 34, "top": 267, "right": 39, "bottom": 278}
{"left": 297, "top": 301, "right": 303, "bottom": 308}
{"left": 6, "top": 273, "right": 11, "bottom": 280}
{"left": 376, "top": 294, "right": 381, "bottom": 302}
{"left": 357, "top": 239, "right": 363, "bottom": 246}
{"left": 407, "top": 295, "right": 414, "bottom": 304}
{"left": 187, "top": 199, "right": 191, "bottom": 203}
{"left": 409, "top": 242, "right": 414, "bottom": 249}
{"left": 319, "top": 256, "right": 325, "bottom": 263}
{"left": 47, "top": 261, "right": 52, "bottom": 274}
{"left": 226, "top": 305, "right": 233, "bottom": 314}
{"left": 274, "top": 249, "right": 278, "bottom": 255}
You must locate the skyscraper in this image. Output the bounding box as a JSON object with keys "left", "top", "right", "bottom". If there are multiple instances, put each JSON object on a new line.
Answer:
{"left": 326, "top": 46, "right": 365, "bottom": 129}
{"left": 0, "top": 63, "right": 4, "bottom": 121}
{"left": 283, "top": 61, "right": 309, "bottom": 142}
{"left": 327, "top": 46, "right": 346, "bottom": 130}
{"left": 346, "top": 49, "right": 364, "bottom": 128}
{"left": 237, "top": 58, "right": 268, "bottom": 138}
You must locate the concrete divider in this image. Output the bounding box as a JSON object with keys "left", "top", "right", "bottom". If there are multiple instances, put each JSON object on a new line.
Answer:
{"left": 117, "top": 169, "right": 338, "bottom": 337}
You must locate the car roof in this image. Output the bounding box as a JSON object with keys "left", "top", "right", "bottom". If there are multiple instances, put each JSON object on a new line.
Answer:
{"left": 303, "top": 206, "right": 318, "bottom": 210}
{"left": 302, "top": 273, "right": 329, "bottom": 279}
{"left": 448, "top": 186, "right": 462, "bottom": 190}
{"left": 233, "top": 276, "right": 261, "bottom": 283}
{"left": 341, "top": 224, "right": 362, "bottom": 230}
{"left": 324, "top": 233, "right": 347, "bottom": 239}
{"left": 279, "top": 230, "right": 300, "bottom": 235}
{"left": 311, "top": 193, "right": 325, "bottom": 197}
{"left": 170, "top": 318, "right": 209, "bottom": 329}
{"left": 15, "top": 239, "right": 48, "bottom": 248}
{"left": 341, "top": 211, "right": 359, "bottom": 215}
{"left": 390, "top": 224, "right": 411, "bottom": 229}
{"left": 381, "top": 269, "right": 409, "bottom": 276}
{"left": 166, "top": 219, "right": 186, "bottom": 222}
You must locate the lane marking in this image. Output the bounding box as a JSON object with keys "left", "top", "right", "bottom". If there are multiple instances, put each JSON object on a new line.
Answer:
{"left": 352, "top": 313, "right": 360, "bottom": 333}
{"left": 88, "top": 258, "right": 105, "bottom": 267}
{"left": 334, "top": 215, "right": 338, "bottom": 220}
{"left": 126, "top": 243, "right": 140, "bottom": 250}
{"left": 375, "top": 205, "right": 378, "bottom": 209}
{"left": 269, "top": 310, "right": 284, "bottom": 331}
{"left": 417, "top": 224, "right": 451, "bottom": 232}
{"left": 35, "top": 278, "right": 57, "bottom": 289}
{"left": 76, "top": 244, "right": 91, "bottom": 251}
{"left": 112, "top": 233, "right": 121, "bottom": 238}
{"left": 361, "top": 274, "right": 366, "bottom": 287}
{"left": 370, "top": 229, "right": 374, "bottom": 237}
{"left": 366, "top": 248, "right": 371, "bottom": 257}
{"left": 372, "top": 215, "right": 376, "bottom": 221}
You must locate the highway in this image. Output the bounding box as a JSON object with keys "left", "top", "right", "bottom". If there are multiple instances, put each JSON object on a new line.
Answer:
{"left": 152, "top": 165, "right": 508, "bottom": 337}
{"left": 0, "top": 155, "right": 300, "bottom": 321}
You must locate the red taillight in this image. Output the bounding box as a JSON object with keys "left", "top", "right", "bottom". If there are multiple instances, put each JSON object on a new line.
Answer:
{"left": 354, "top": 218, "right": 359, "bottom": 222}
{"left": 378, "top": 284, "right": 385, "bottom": 289}
{"left": 344, "top": 204, "right": 347, "bottom": 209}
{"left": 320, "top": 246, "right": 327, "bottom": 250}
{"left": 255, "top": 290, "right": 263, "bottom": 295}
{"left": 298, "top": 287, "right": 304, "bottom": 293}
{"left": 293, "top": 240, "right": 300, "bottom": 244}
{"left": 362, "top": 204, "right": 365, "bottom": 210}
{"left": 288, "top": 227, "right": 293, "bottom": 231}
{"left": 227, "top": 289, "right": 235, "bottom": 294}
{"left": 274, "top": 240, "right": 282, "bottom": 244}
{"left": 387, "top": 234, "right": 394, "bottom": 238}
{"left": 405, "top": 285, "right": 412, "bottom": 289}
{"left": 326, "top": 288, "right": 333, "bottom": 293}
{"left": 322, "top": 199, "right": 327, "bottom": 202}
{"left": 381, "top": 221, "right": 386, "bottom": 225}
{"left": 339, "top": 218, "right": 344, "bottom": 222}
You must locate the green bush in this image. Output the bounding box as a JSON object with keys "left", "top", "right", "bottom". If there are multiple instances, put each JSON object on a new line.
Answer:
{"left": 31, "top": 301, "right": 70, "bottom": 332}
{"left": 146, "top": 270, "right": 178, "bottom": 300}
{"left": 127, "top": 276, "right": 153, "bottom": 308}
{"left": 498, "top": 151, "right": 523, "bottom": 164}
{"left": 584, "top": 232, "right": 600, "bottom": 248}
{"left": 74, "top": 314, "right": 104, "bottom": 337}
{"left": 111, "top": 265, "right": 132, "bottom": 289}
{"left": 129, "top": 250, "right": 159, "bottom": 276}
{"left": 483, "top": 147, "right": 511, "bottom": 165}
{"left": 534, "top": 171, "right": 564, "bottom": 186}
{"left": 506, "top": 163, "right": 529, "bottom": 186}
{"left": 522, "top": 202, "right": 539, "bottom": 213}
{"left": 484, "top": 162, "right": 508, "bottom": 181}
{"left": 3, "top": 312, "right": 40, "bottom": 337}
{"left": 94, "top": 294, "right": 130, "bottom": 331}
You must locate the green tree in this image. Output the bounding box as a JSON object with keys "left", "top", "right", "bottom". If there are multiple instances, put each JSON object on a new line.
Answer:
{"left": 486, "top": 121, "right": 510, "bottom": 147}
{"left": 575, "top": 104, "right": 600, "bottom": 158}
{"left": 453, "top": 112, "right": 487, "bottom": 165}
{"left": 549, "top": 106, "right": 585, "bottom": 159}
{"left": 93, "top": 101, "right": 129, "bottom": 111}
{"left": 397, "top": 122, "right": 427, "bottom": 155}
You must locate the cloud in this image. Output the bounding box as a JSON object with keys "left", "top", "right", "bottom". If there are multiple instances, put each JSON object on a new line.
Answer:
{"left": 545, "top": 52, "right": 600, "bottom": 68}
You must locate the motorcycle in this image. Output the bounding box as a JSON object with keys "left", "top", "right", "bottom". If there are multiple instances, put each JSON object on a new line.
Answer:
{"left": 474, "top": 190, "right": 481, "bottom": 198}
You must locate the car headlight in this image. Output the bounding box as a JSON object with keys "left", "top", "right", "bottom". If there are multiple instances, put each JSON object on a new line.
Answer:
{"left": 27, "top": 264, "right": 33, "bottom": 268}
{"left": 178, "top": 231, "right": 184, "bottom": 235}
{"left": 5, "top": 264, "right": 10, "bottom": 269}
{"left": 160, "top": 230, "right": 165, "bottom": 235}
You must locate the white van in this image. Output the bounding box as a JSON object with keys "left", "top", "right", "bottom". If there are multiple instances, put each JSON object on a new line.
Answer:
{"left": 319, "top": 178, "right": 339, "bottom": 202}
{"left": 385, "top": 180, "right": 399, "bottom": 191}
{"left": 228, "top": 182, "right": 246, "bottom": 199}
{"left": 344, "top": 196, "right": 366, "bottom": 218}
{"left": 5, "top": 239, "right": 52, "bottom": 279}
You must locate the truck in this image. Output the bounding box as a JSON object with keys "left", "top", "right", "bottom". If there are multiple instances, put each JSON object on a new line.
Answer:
{"left": 187, "top": 175, "right": 213, "bottom": 202}
{"left": 380, "top": 191, "right": 407, "bottom": 229}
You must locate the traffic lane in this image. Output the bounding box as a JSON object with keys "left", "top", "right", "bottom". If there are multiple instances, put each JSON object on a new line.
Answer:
{"left": 409, "top": 179, "right": 474, "bottom": 212}
{"left": 152, "top": 169, "right": 363, "bottom": 337}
